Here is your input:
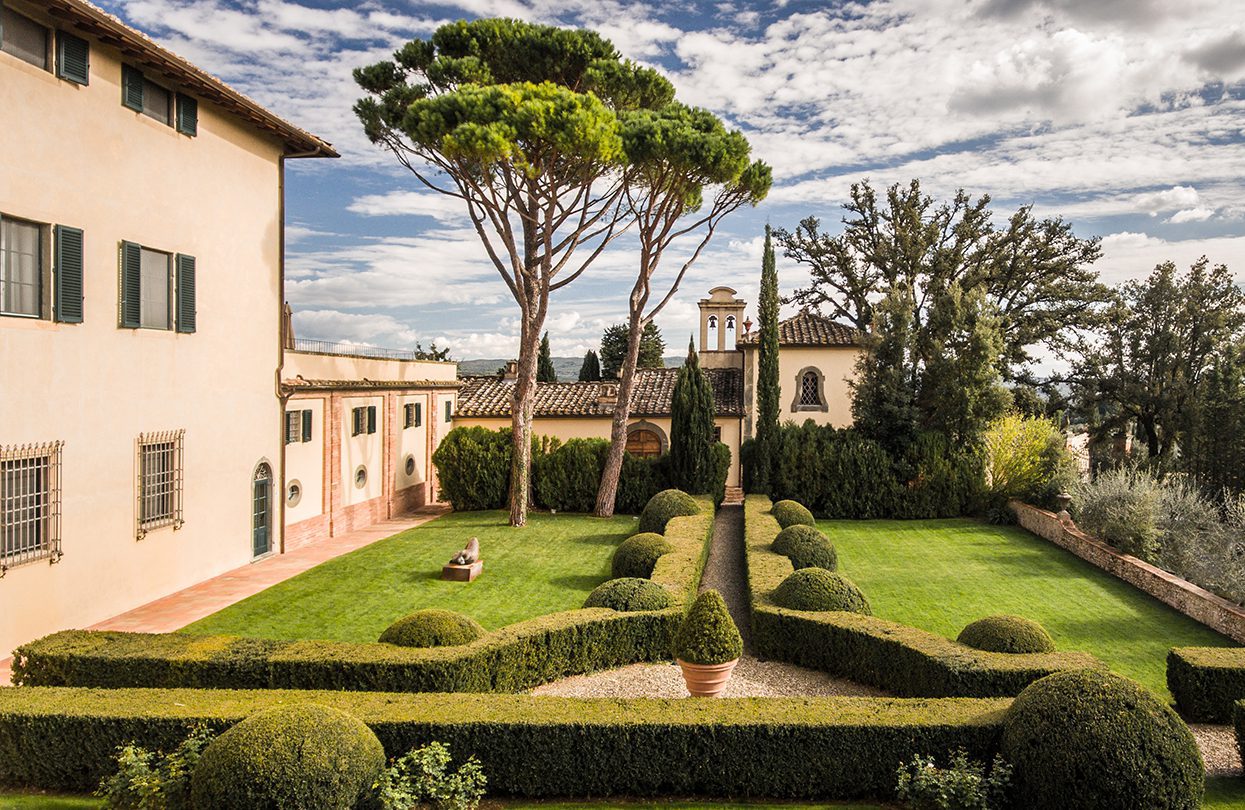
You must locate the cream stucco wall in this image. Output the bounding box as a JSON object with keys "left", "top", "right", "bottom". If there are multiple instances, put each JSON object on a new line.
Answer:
{"left": 454, "top": 415, "right": 743, "bottom": 488}
{"left": 284, "top": 398, "right": 325, "bottom": 525}
{"left": 396, "top": 393, "right": 430, "bottom": 490}
{"left": 742, "top": 345, "right": 861, "bottom": 437}
{"left": 340, "top": 396, "right": 385, "bottom": 506}
{"left": 0, "top": 8, "right": 290, "bottom": 655}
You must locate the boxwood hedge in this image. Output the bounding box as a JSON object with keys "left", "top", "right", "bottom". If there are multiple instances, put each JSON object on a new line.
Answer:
{"left": 1167, "top": 646, "right": 1245, "bottom": 723}
{"left": 1236, "top": 700, "right": 1244, "bottom": 767}
{"left": 0, "top": 687, "right": 1009, "bottom": 798}
{"left": 13, "top": 500, "right": 714, "bottom": 693}
{"left": 744, "top": 495, "right": 1102, "bottom": 697}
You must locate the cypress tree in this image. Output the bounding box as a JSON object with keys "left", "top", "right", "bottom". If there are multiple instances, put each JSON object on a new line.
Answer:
{"left": 670, "top": 337, "right": 717, "bottom": 493}
{"left": 578, "top": 349, "right": 602, "bottom": 381}
{"left": 754, "top": 224, "right": 781, "bottom": 493}
{"left": 537, "top": 332, "right": 557, "bottom": 382}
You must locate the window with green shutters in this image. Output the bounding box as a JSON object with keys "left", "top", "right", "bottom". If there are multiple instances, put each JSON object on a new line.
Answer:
{"left": 120, "top": 242, "right": 196, "bottom": 332}
{"left": 53, "top": 225, "right": 83, "bottom": 324}
{"left": 351, "top": 407, "right": 365, "bottom": 437}
{"left": 176, "top": 93, "right": 197, "bottom": 136}
{"left": 301, "top": 409, "right": 312, "bottom": 442}
{"left": 403, "top": 402, "right": 422, "bottom": 429}
{"left": 284, "top": 410, "right": 314, "bottom": 444}
{"left": 121, "top": 64, "right": 143, "bottom": 112}
{"left": 55, "top": 31, "right": 88, "bottom": 85}
{"left": 366, "top": 405, "right": 377, "bottom": 435}
{"left": 119, "top": 241, "right": 142, "bottom": 328}
{"left": 175, "top": 254, "right": 195, "bottom": 333}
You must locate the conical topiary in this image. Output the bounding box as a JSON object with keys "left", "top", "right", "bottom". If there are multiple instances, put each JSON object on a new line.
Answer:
{"left": 673, "top": 589, "right": 743, "bottom": 665}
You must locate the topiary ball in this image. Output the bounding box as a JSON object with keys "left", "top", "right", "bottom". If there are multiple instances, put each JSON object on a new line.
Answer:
{"left": 772, "top": 499, "right": 815, "bottom": 529}
{"left": 772, "top": 525, "right": 838, "bottom": 570}
{"left": 611, "top": 532, "right": 675, "bottom": 579}
{"left": 1001, "top": 669, "right": 1204, "bottom": 810}
{"left": 378, "top": 609, "right": 486, "bottom": 648}
{"left": 957, "top": 615, "right": 1056, "bottom": 654}
{"left": 673, "top": 589, "right": 743, "bottom": 665}
{"left": 772, "top": 568, "right": 871, "bottom": 614}
{"left": 583, "top": 577, "right": 674, "bottom": 612}
{"left": 638, "top": 489, "right": 700, "bottom": 534}
{"left": 190, "top": 704, "right": 385, "bottom": 810}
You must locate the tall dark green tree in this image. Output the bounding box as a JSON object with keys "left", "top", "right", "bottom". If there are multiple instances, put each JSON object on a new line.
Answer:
{"left": 753, "top": 225, "right": 781, "bottom": 494}
{"left": 354, "top": 19, "right": 674, "bottom": 526}
{"left": 578, "top": 349, "right": 602, "bottom": 381}
{"left": 669, "top": 338, "right": 718, "bottom": 494}
{"left": 1186, "top": 350, "right": 1245, "bottom": 493}
{"left": 537, "top": 332, "right": 557, "bottom": 382}
{"left": 599, "top": 322, "right": 665, "bottom": 378}
{"left": 851, "top": 286, "right": 921, "bottom": 457}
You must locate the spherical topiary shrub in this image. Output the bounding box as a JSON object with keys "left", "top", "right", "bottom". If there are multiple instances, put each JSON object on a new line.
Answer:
{"left": 190, "top": 704, "right": 385, "bottom": 810}
{"left": 772, "top": 499, "right": 815, "bottom": 529}
{"left": 772, "top": 524, "right": 838, "bottom": 570}
{"left": 1001, "top": 669, "right": 1204, "bottom": 810}
{"left": 772, "top": 568, "right": 871, "bottom": 614}
{"left": 583, "top": 577, "right": 674, "bottom": 611}
{"left": 673, "top": 589, "right": 743, "bottom": 665}
{"left": 638, "top": 489, "right": 700, "bottom": 534}
{"left": 957, "top": 615, "right": 1056, "bottom": 654}
{"left": 378, "top": 608, "right": 486, "bottom": 648}
{"left": 611, "top": 532, "right": 675, "bottom": 579}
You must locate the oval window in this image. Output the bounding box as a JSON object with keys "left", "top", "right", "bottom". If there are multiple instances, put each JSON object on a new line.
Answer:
{"left": 286, "top": 480, "right": 302, "bottom": 507}
{"left": 405, "top": 456, "right": 416, "bottom": 476}
{"left": 354, "top": 465, "right": 368, "bottom": 489}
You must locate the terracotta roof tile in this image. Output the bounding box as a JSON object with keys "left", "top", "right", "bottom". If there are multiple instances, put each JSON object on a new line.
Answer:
{"left": 283, "top": 379, "right": 460, "bottom": 392}
{"left": 456, "top": 367, "right": 744, "bottom": 418}
{"left": 738, "top": 310, "right": 860, "bottom": 346}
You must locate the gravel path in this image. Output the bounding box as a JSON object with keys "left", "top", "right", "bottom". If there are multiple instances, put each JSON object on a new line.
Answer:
{"left": 698, "top": 503, "right": 752, "bottom": 651}
{"left": 1192, "top": 724, "right": 1243, "bottom": 777}
{"left": 531, "top": 657, "right": 890, "bottom": 698}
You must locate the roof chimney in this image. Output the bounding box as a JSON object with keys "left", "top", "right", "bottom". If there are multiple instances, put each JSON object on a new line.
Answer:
{"left": 597, "top": 383, "right": 619, "bottom": 408}
{"left": 503, "top": 360, "right": 518, "bottom": 380}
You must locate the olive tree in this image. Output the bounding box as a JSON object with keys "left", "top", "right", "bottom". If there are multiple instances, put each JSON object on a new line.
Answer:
{"left": 354, "top": 19, "right": 672, "bottom": 525}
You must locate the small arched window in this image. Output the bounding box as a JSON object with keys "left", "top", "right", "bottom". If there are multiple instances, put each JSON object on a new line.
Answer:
{"left": 725, "top": 315, "right": 735, "bottom": 329}
{"left": 792, "top": 367, "right": 828, "bottom": 412}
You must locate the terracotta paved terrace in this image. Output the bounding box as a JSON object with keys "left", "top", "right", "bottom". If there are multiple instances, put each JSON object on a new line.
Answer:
{"left": 0, "top": 506, "right": 449, "bottom": 684}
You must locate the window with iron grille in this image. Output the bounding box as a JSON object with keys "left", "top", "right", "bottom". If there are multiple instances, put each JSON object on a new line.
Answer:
{"left": 137, "top": 431, "right": 183, "bottom": 538}
{"left": 799, "top": 371, "right": 821, "bottom": 406}
{"left": 0, "top": 442, "right": 63, "bottom": 571}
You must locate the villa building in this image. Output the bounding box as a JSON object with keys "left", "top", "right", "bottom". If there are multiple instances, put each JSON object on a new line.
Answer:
{"left": 0, "top": 0, "right": 457, "bottom": 658}
{"left": 455, "top": 287, "right": 863, "bottom": 486}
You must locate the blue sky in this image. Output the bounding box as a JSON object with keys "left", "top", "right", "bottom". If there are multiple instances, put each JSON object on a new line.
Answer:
{"left": 98, "top": 0, "right": 1245, "bottom": 363}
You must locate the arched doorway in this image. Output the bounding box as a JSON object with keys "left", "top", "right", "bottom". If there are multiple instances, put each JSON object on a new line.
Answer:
{"left": 625, "top": 421, "right": 668, "bottom": 458}
{"left": 252, "top": 462, "right": 272, "bottom": 557}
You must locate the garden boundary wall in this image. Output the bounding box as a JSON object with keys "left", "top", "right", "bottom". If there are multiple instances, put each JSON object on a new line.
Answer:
{"left": 1010, "top": 500, "right": 1245, "bottom": 644}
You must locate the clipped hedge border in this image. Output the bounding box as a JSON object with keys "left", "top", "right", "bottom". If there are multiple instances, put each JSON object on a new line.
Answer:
{"left": 1236, "top": 700, "right": 1244, "bottom": 767}
{"left": 0, "top": 686, "right": 1009, "bottom": 797}
{"left": 13, "top": 500, "right": 715, "bottom": 693}
{"left": 1167, "top": 647, "right": 1245, "bottom": 723}
{"left": 744, "top": 495, "right": 1102, "bottom": 697}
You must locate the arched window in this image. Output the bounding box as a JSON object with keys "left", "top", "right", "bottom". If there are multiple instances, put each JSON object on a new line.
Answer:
{"left": 792, "top": 367, "right": 829, "bottom": 412}
{"left": 625, "top": 429, "right": 662, "bottom": 458}
{"left": 800, "top": 371, "right": 821, "bottom": 406}
{"left": 707, "top": 315, "right": 718, "bottom": 328}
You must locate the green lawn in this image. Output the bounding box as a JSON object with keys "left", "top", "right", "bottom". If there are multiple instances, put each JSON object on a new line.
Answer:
{"left": 183, "top": 511, "right": 635, "bottom": 642}
{"left": 820, "top": 518, "right": 1238, "bottom": 698}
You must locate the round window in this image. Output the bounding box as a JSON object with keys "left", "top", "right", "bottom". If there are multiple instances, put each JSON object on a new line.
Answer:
{"left": 354, "top": 465, "right": 368, "bottom": 489}
{"left": 405, "top": 456, "right": 416, "bottom": 477}
{"left": 286, "top": 480, "right": 302, "bottom": 507}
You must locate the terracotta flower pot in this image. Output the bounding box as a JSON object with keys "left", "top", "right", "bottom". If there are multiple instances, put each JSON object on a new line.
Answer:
{"left": 676, "top": 658, "right": 739, "bottom": 698}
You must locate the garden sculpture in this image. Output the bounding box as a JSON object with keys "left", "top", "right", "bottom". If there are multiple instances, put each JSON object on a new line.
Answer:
{"left": 450, "top": 537, "right": 480, "bottom": 566}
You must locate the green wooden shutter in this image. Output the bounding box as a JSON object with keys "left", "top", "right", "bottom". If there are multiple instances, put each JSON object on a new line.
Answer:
{"left": 54, "top": 225, "right": 84, "bottom": 323}
{"left": 415, "top": 403, "right": 422, "bottom": 427}
{"left": 121, "top": 65, "right": 143, "bottom": 111}
{"left": 301, "top": 409, "right": 312, "bottom": 442}
{"left": 175, "top": 254, "right": 196, "bottom": 333}
{"left": 119, "top": 241, "right": 141, "bottom": 328}
{"left": 56, "top": 32, "right": 89, "bottom": 85}
{"left": 367, "top": 406, "right": 377, "bottom": 434}
{"left": 176, "top": 93, "right": 198, "bottom": 136}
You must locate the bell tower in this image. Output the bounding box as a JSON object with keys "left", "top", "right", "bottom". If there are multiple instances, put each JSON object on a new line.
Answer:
{"left": 698, "top": 286, "right": 746, "bottom": 369}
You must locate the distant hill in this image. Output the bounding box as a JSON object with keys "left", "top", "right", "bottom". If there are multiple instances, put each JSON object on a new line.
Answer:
{"left": 457, "top": 355, "right": 686, "bottom": 380}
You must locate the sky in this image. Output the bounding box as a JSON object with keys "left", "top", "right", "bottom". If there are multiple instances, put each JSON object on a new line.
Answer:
{"left": 97, "top": 0, "right": 1245, "bottom": 363}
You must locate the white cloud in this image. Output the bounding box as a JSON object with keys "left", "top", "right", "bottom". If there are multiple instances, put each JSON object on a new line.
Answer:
{"left": 1097, "top": 231, "right": 1245, "bottom": 284}
{"left": 347, "top": 191, "right": 469, "bottom": 223}
{"left": 1169, "top": 207, "right": 1216, "bottom": 223}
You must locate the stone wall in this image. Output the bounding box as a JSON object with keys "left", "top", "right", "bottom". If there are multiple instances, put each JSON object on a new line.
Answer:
{"left": 1010, "top": 500, "right": 1245, "bottom": 644}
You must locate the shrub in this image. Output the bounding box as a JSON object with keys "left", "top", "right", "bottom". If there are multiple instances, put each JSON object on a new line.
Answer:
{"left": 616, "top": 453, "right": 667, "bottom": 515}
{"left": 895, "top": 750, "right": 1011, "bottom": 810}
{"left": 1159, "top": 485, "right": 1245, "bottom": 606}
{"left": 0, "top": 686, "right": 1007, "bottom": 798}
{"left": 672, "top": 590, "right": 742, "bottom": 665}
{"left": 772, "top": 569, "right": 870, "bottom": 614}
{"left": 374, "top": 741, "right": 487, "bottom": 810}
{"left": 189, "top": 704, "right": 385, "bottom": 810}
{"left": 983, "top": 414, "right": 1076, "bottom": 509}
{"left": 1000, "top": 669, "right": 1204, "bottom": 810}
{"left": 772, "top": 499, "right": 815, "bottom": 528}
{"left": 709, "top": 441, "right": 731, "bottom": 505}
{"left": 1167, "top": 647, "right": 1245, "bottom": 723}
{"left": 96, "top": 725, "right": 214, "bottom": 810}
{"left": 1236, "top": 700, "right": 1244, "bottom": 769}
{"left": 379, "top": 610, "right": 486, "bottom": 649}
{"left": 583, "top": 578, "right": 673, "bottom": 612}
{"left": 432, "top": 427, "right": 513, "bottom": 511}
{"left": 638, "top": 489, "right": 699, "bottom": 534}
{"left": 1072, "top": 465, "right": 1163, "bottom": 560}
{"left": 611, "top": 533, "right": 674, "bottom": 579}
{"left": 896, "top": 432, "right": 985, "bottom": 521}
{"left": 532, "top": 438, "right": 607, "bottom": 514}
{"left": 957, "top": 616, "right": 1055, "bottom": 654}
{"left": 772, "top": 524, "right": 838, "bottom": 570}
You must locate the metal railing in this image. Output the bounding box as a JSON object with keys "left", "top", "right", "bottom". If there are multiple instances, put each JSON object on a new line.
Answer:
{"left": 0, "top": 441, "right": 64, "bottom": 573}
{"left": 291, "top": 337, "right": 428, "bottom": 361}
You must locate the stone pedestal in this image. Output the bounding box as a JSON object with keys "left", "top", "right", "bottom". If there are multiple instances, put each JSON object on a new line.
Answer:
{"left": 441, "top": 560, "right": 483, "bottom": 582}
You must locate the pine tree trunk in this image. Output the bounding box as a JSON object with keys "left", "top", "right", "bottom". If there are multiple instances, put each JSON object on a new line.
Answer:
{"left": 594, "top": 312, "right": 646, "bottom": 517}
{"left": 508, "top": 308, "right": 545, "bottom": 527}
